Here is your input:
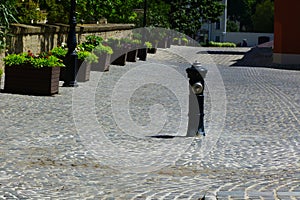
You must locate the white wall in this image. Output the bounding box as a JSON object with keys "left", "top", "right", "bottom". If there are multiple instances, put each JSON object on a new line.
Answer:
{"left": 224, "top": 32, "right": 274, "bottom": 47}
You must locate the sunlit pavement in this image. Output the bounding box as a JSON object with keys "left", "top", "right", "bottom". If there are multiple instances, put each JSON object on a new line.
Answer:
{"left": 0, "top": 46, "right": 299, "bottom": 199}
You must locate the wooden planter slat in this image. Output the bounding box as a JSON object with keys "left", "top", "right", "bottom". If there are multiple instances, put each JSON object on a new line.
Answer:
{"left": 126, "top": 49, "right": 138, "bottom": 62}
{"left": 137, "top": 48, "right": 147, "bottom": 61}
{"left": 60, "top": 59, "right": 90, "bottom": 82}
{"left": 111, "top": 50, "right": 127, "bottom": 66}
{"left": 4, "top": 65, "right": 60, "bottom": 96}
{"left": 91, "top": 53, "right": 111, "bottom": 72}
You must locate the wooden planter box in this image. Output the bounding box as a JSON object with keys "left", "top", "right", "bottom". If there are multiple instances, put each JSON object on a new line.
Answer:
{"left": 60, "top": 59, "right": 89, "bottom": 82}
{"left": 91, "top": 53, "right": 111, "bottom": 72}
{"left": 147, "top": 48, "right": 157, "bottom": 54}
{"left": 126, "top": 49, "right": 138, "bottom": 62}
{"left": 147, "top": 42, "right": 158, "bottom": 54}
{"left": 111, "top": 50, "right": 127, "bottom": 66}
{"left": 166, "top": 37, "right": 172, "bottom": 48}
{"left": 137, "top": 48, "right": 147, "bottom": 61}
{"left": 76, "top": 60, "right": 91, "bottom": 82}
{"left": 4, "top": 65, "right": 60, "bottom": 96}
{"left": 158, "top": 39, "right": 168, "bottom": 48}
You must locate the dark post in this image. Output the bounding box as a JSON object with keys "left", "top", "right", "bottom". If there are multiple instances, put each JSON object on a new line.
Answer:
{"left": 186, "top": 61, "right": 208, "bottom": 136}
{"left": 63, "top": 0, "right": 78, "bottom": 87}
{"left": 143, "top": 0, "right": 147, "bottom": 27}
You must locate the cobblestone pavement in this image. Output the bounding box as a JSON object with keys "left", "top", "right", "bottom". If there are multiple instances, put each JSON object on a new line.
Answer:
{"left": 0, "top": 46, "right": 299, "bottom": 199}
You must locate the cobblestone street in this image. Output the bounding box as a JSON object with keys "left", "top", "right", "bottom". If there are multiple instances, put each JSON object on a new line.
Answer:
{"left": 0, "top": 46, "right": 300, "bottom": 199}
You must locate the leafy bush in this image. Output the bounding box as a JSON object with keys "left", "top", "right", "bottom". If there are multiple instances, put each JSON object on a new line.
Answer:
{"left": 80, "top": 35, "right": 104, "bottom": 52}
{"left": 0, "top": 68, "right": 3, "bottom": 77}
{"left": 144, "top": 41, "right": 152, "bottom": 48}
{"left": 85, "top": 35, "right": 103, "bottom": 46}
{"left": 4, "top": 51, "right": 65, "bottom": 68}
{"left": 77, "top": 50, "right": 98, "bottom": 63}
{"left": 93, "top": 44, "right": 113, "bottom": 55}
{"left": 50, "top": 46, "right": 67, "bottom": 58}
{"left": 208, "top": 41, "right": 236, "bottom": 47}
{"left": 182, "top": 37, "right": 188, "bottom": 44}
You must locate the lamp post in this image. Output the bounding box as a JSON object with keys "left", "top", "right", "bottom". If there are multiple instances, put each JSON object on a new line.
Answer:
{"left": 143, "top": 0, "right": 147, "bottom": 27}
{"left": 63, "top": 0, "right": 78, "bottom": 87}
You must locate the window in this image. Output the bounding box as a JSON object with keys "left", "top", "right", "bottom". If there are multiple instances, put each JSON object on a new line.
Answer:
{"left": 215, "top": 36, "right": 220, "bottom": 42}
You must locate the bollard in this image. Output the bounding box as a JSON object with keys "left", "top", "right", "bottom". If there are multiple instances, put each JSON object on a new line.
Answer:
{"left": 186, "top": 61, "right": 208, "bottom": 136}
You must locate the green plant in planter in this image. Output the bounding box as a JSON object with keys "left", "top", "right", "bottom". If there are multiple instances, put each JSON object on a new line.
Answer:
{"left": 77, "top": 50, "right": 98, "bottom": 63}
{"left": 78, "top": 43, "right": 95, "bottom": 52}
{"left": 144, "top": 41, "right": 152, "bottom": 48}
{"left": 50, "top": 46, "right": 67, "bottom": 58}
{"left": 182, "top": 37, "right": 188, "bottom": 45}
{"left": 93, "top": 43, "right": 113, "bottom": 55}
{"left": 85, "top": 35, "right": 103, "bottom": 46}
{"left": 105, "top": 38, "right": 120, "bottom": 49}
{"left": 3, "top": 51, "right": 65, "bottom": 68}
{"left": 79, "top": 35, "right": 104, "bottom": 52}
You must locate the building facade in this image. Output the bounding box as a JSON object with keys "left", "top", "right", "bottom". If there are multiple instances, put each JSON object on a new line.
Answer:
{"left": 273, "top": 0, "right": 300, "bottom": 64}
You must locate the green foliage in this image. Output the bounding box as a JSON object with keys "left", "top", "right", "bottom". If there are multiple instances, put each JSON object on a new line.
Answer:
{"left": 78, "top": 43, "right": 95, "bottom": 52}
{"left": 0, "top": 68, "right": 3, "bottom": 77}
{"left": 227, "top": 0, "right": 256, "bottom": 31}
{"left": 16, "top": 0, "right": 46, "bottom": 24}
{"left": 147, "top": 0, "right": 171, "bottom": 28}
{"left": 40, "top": 0, "right": 68, "bottom": 23}
{"left": 208, "top": 41, "right": 236, "bottom": 47}
{"left": 227, "top": 20, "right": 239, "bottom": 32}
{"left": 76, "top": 49, "right": 98, "bottom": 63}
{"left": 252, "top": 0, "right": 274, "bottom": 33}
{"left": 144, "top": 41, "right": 152, "bottom": 48}
{"left": 50, "top": 46, "right": 67, "bottom": 58}
{"left": 93, "top": 44, "right": 113, "bottom": 55}
{"left": 85, "top": 35, "right": 103, "bottom": 47}
{"left": 170, "top": 0, "right": 224, "bottom": 37}
{"left": 4, "top": 51, "right": 65, "bottom": 68}
{"left": 182, "top": 37, "right": 188, "bottom": 43}
{"left": 0, "top": 0, "right": 18, "bottom": 51}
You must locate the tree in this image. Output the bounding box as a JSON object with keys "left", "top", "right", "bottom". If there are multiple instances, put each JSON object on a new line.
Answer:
{"left": 252, "top": 0, "right": 274, "bottom": 33}
{"left": 40, "top": 0, "right": 68, "bottom": 24}
{"left": 0, "top": 0, "right": 18, "bottom": 51}
{"left": 16, "top": 0, "right": 46, "bottom": 24}
{"left": 227, "top": 0, "right": 256, "bottom": 31}
{"left": 147, "top": 0, "right": 171, "bottom": 28}
{"left": 169, "top": 0, "right": 224, "bottom": 38}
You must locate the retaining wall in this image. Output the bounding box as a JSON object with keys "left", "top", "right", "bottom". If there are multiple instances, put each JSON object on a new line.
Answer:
{"left": 6, "top": 23, "right": 135, "bottom": 54}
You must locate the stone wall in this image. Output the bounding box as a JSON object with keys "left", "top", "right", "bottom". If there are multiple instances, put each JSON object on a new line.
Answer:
{"left": 6, "top": 23, "right": 135, "bottom": 54}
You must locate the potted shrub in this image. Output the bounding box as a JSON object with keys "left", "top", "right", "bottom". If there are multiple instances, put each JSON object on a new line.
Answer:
{"left": 172, "top": 37, "right": 180, "bottom": 45}
{"left": 51, "top": 45, "right": 98, "bottom": 82}
{"left": 147, "top": 40, "right": 158, "bottom": 54}
{"left": 92, "top": 43, "right": 113, "bottom": 72}
{"left": 120, "top": 38, "right": 140, "bottom": 62}
{"left": 3, "top": 51, "right": 64, "bottom": 95}
{"left": 76, "top": 47, "right": 98, "bottom": 82}
{"left": 106, "top": 38, "right": 128, "bottom": 66}
{"left": 182, "top": 37, "right": 189, "bottom": 46}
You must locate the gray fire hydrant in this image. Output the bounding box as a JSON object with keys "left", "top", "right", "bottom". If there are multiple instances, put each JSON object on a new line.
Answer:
{"left": 186, "top": 61, "right": 208, "bottom": 136}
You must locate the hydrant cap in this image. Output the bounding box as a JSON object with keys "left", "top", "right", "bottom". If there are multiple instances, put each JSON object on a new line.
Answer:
{"left": 192, "top": 62, "right": 208, "bottom": 78}
{"left": 192, "top": 61, "right": 202, "bottom": 67}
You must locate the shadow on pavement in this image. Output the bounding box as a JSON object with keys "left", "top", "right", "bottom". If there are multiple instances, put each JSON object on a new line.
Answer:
{"left": 197, "top": 50, "right": 246, "bottom": 55}
{"left": 230, "top": 47, "right": 300, "bottom": 70}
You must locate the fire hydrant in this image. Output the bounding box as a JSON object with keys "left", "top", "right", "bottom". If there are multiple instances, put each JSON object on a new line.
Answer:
{"left": 186, "top": 61, "right": 208, "bottom": 136}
